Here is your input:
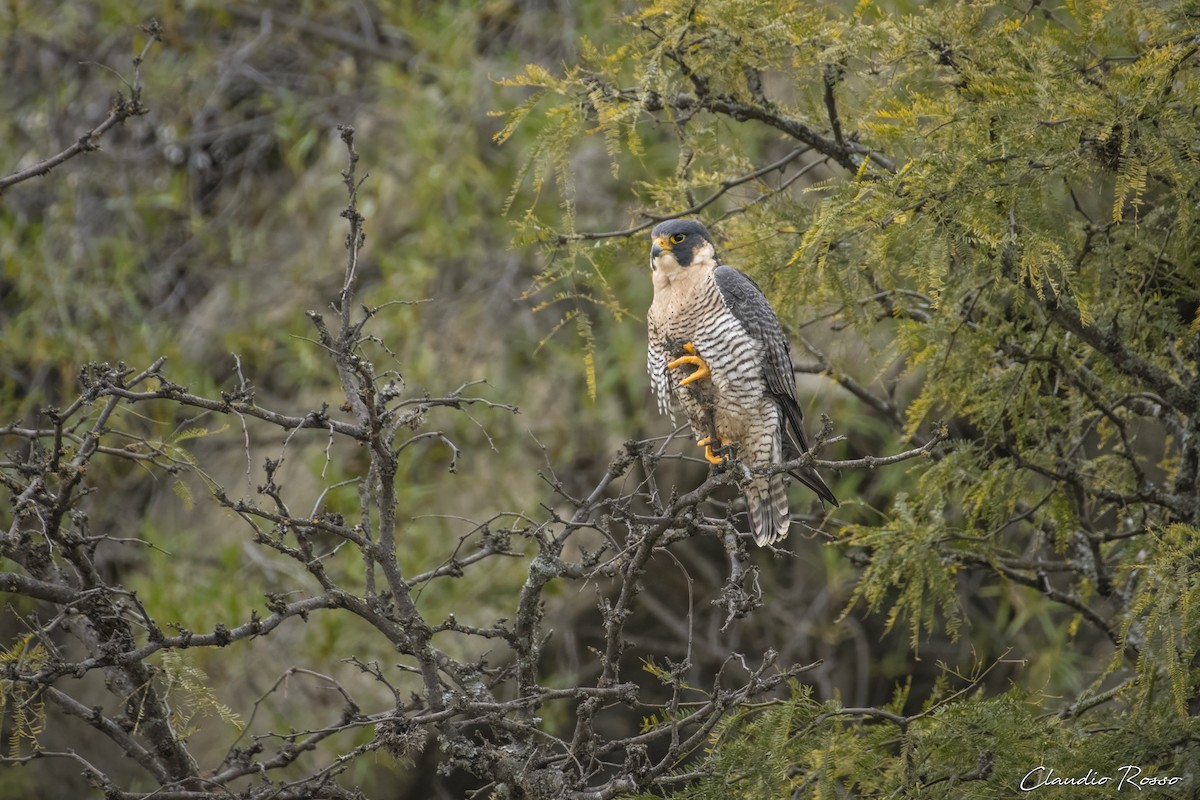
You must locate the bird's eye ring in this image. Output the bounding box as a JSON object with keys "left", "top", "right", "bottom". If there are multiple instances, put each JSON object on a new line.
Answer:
{"left": 669, "top": 233, "right": 685, "bottom": 244}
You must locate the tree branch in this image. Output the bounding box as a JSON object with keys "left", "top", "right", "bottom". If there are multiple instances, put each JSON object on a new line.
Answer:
{"left": 0, "top": 21, "right": 161, "bottom": 194}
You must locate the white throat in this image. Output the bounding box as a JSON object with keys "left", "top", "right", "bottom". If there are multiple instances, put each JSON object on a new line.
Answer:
{"left": 651, "top": 241, "right": 717, "bottom": 289}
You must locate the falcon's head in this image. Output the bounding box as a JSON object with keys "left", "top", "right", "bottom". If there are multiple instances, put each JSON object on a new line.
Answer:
{"left": 650, "top": 219, "right": 717, "bottom": 273}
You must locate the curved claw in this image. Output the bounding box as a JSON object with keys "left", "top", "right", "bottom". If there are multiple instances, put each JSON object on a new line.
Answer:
{"left": 667, "top": 343, "right": 711, "bottom": 386}
{"left": 697, "top": 437, "right": 725, "bottom": 465}
{"left": 669, "top": 355, "right": 710, "bottom": 385}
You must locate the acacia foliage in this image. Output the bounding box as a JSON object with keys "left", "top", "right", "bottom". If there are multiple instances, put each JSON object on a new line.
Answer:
{"left": 502, "top": 0, "right": 1200, "bottom": 795}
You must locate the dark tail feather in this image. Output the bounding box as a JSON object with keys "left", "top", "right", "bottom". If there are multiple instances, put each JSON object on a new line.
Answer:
{"left": 789, "top": 465, "right": 839, "bottom": 508}
{"left": 778, "top": 396, "right": 839, "bottom": 507}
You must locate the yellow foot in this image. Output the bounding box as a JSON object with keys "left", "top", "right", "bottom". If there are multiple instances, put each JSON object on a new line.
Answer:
{"left": 697, "top": 436, "right": 725, "bottom": 465}
{"left": 667, "top": 342, "right": 711, "bottom": 386}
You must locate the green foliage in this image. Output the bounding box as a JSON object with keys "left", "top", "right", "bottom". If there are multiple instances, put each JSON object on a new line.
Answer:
{"left": 501, "top": 0, "right": 1200, "bottom": 794}
{"left": 634, "top": 671, "right": 1197, "bottom": 798}
{"left": 840, "top": 491, "right": 963, "bottom": 648}
{"left": 1118, "top": 523, "right": 1200, "bottom": 719}
{"left": 0, "top": 635, "right": 47, "bottom": 757}
{"left": 155, "top": 650, "right": 243, "bottom": 739}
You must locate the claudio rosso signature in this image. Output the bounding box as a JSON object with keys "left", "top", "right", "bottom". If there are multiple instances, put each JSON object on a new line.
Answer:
{"left": 1021, "top": 765, "right": 1183, "bottom": 791}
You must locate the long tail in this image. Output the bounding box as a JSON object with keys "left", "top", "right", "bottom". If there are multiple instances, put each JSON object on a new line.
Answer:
{"left": 789, "top": 464, "right": 839, "bottom": 508}
{"left": 779, "top": 396, "right": 839, "bottom": 507}
{"left": 745, "top": 473, "right": 791, "bottom": 546}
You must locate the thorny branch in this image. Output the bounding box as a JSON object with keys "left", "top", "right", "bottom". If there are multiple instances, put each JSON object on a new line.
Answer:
{"left": 0, "top": 21, "right": 162, "bottom": 194}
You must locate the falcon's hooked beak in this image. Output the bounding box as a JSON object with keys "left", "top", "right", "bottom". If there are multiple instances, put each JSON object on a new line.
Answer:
{"left": 650, "top": 236, "right": 669, "bottom": 267}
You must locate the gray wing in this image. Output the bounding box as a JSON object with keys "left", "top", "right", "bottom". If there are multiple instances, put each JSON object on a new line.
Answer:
{"left": 713, "top": 265, "right": 838, "bottom": 507}
{"left": 712, "top": 265, "right": 799, "bottom": 401}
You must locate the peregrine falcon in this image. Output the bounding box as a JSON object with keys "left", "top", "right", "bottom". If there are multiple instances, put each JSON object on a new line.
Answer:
{"left": 646, "top": 219, "right": 838, "bottom": 545}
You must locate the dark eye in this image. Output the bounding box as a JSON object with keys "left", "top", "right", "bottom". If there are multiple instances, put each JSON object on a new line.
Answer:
{"left": 669, "top": 233, "right": 685, "bottom": 244}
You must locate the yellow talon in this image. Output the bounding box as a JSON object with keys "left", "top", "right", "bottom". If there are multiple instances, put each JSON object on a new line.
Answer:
{"left": 697, "top": 436, "right": 724, "bottom": 465}
{"left": 669, "top": 356, "right": 710, "bottom": 385}
{"left": 667, "top": 343, "right": 711, "bottom": 386}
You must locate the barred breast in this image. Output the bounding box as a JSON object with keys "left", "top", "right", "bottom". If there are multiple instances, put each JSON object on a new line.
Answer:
{"left": 698, "top": 279, "right": 787, "bottom": 544}
{"left": 649, "top": 270, "right": 787, "bottom": 543}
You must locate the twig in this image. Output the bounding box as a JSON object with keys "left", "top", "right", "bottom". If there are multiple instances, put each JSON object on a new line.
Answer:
{"left": 553, "top": 145, "right": 815, "bottom": 245}
{"left": 0, "top": 21, "right": 162, "bottom": 193}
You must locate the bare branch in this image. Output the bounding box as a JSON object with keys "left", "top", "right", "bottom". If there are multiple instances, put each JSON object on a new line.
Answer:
{"left": 553, "top": 145, "right": 815, "bottom": 245}
{"left": 0, "top": 21, "right": 161, "bottom": 194}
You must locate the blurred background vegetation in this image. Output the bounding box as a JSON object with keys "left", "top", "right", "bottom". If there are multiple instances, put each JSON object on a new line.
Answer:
{"left": 3, "top": 0, "right": 1198, "bottom": 797}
